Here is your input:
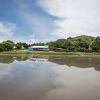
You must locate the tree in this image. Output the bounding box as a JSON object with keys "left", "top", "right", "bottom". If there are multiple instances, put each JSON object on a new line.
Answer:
{"left": 16, "top": 42, "right": 29, "bottom": 49}
{"left": 47, "top": 42, "right": 57, "bottom": 50}
{"left": 0, "top": 35, "right": 99, "bottom": 52}
{"left": 55, "top": 39, "right": 66, "bottom": 48}
{"left": 47, "top": 35, "right": 95, "bottom": 51}
{"left": 73, "top": 35, "right": 95, "bottom": 49}
{"left": 0, "top": 43, "right": 5, "bottom": 51}
{"left": 90, "top": 37, "right": 100, "bottom": 52}
{"left": 16, "top": 43, "right": 22, "bottom": 49}
{"left": 2, "top": 41, "right": 14, "bottom": 51}
{"left": 6, "top": 40, "right": 14, "bottom": 45}
{"left": 31, "top": 43, "right": 45, "bottom": 46}
{"left": 62, "top": 40, "right": 75, "bottom": 50}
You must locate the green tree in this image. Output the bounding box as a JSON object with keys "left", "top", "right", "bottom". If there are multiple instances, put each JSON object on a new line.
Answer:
{"left": 2, "top": 41, "right": 14, "bottom": 51}
{"left": 62, "top": 40, "right": 75, "bottom": 50}
{"left": 6, "top": 40, "right": 14, "bottom": 45}
{"left": 0, "top": 43, "right": 5, "bottom": 51}
{"left": 74, "top": 35, "right": 95, "bottom": 49}
{"left": 31, "top": 43, "right": 45, "bottom": 46}
{"left": 55, "top": 39, "right": 66, "bottom": 48}
{"left": 90, "top": 37, "right": 100, "bottom": 52}
{"left": 47, "top": 42, "right": 57, "bottom": 50}
{"left": 16, "top": 42, "right": 29, "bottom": 49}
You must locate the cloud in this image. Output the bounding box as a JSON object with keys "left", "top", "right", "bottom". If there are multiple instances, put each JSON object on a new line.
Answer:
{"left": 0, "top": 21, "right": 33, "bottom": 43}
{"left": 15, "top": 1, "right": 57, "bottom": 42}
{"left": 30, "top": 34, "right": 35, "bottom": 38}
{"left": 0, "top": 64, "right": 13, "bottom": 80}
{"left": 0, "top": 21, "right": 16, "bottom": 42}
{"left": 38, "top": 0, "right": 100, "bottom": 38}
{"left": 29, "top": 39, "right": 38, "bottom": 43}
{"left": 29, "top": 34, "right": 38, "bottom": 43}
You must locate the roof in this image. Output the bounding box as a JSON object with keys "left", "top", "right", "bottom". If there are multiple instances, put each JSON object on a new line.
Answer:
{"left": 29, "top": 45, "right": 49, "bottom": 49}
{"left": 56, "top": 48, "right": 63, "bottom": 50}
{"left": 13, "top": 46, "right": 17, "bottom": 49}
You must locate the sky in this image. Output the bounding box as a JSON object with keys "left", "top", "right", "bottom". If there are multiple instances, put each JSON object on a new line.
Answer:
{"left": 0, "top": 0, "right": 100, "bottom": 43}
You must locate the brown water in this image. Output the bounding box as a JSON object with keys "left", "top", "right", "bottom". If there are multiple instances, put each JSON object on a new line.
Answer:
{"left": 0, "top": 55, "right": 100, "bottom": 100}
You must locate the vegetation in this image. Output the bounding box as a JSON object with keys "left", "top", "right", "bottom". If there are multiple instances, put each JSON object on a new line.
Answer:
{"left": 0, "top": 35, "right": 100, "bottom": 53}
{"left": 16, "top": 42, "right": 29, "bottom": 49}
{"left": 0, "top": 50, "right": 100, "bottom": 55}
{"left": 47, "top": 35, "right": 96, "bottom": 52}
{"left": 0, "top": 41, "right": 14, "bottom": 51}
{"left": 90, "top": 37, "right": 100, "bottom": 52}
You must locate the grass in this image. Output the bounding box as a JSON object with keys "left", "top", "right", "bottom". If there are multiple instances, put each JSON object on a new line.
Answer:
{"left": 0, "top": 50, "right": 100, "bottom": 55}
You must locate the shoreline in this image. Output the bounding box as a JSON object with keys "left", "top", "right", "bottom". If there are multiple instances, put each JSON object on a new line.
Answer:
{"left": 0, "top": 50, "right": 100, "bottom": 57}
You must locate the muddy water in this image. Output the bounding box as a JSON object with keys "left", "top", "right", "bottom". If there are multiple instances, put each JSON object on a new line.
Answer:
{"left": 0, "top": 55, "right": 100, "bottom": 100}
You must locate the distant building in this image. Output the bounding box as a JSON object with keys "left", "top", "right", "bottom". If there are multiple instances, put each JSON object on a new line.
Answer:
{"left": 56, "top": 48, "right": 65, "bottom": 52}
{"left": 28, "top": 45, "right": 49, "bottom": 51}
{"left": 13, "top": 46, "right": 17, "bottom": 49}
{"left": 12, "top": 46, "right": 17, "bottom": 50}
{"left": 56, "top": 48, "right": 63, "bottom": 50}
{"left": 21, "top": 46, "right": 25, "bottom": 50}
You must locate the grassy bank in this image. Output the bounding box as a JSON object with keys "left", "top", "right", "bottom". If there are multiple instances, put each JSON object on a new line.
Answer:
{"left": 0, "top": 50, "right": 100, "bottom": 55}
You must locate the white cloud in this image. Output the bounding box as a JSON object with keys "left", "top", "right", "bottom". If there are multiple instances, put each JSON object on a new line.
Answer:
{"left": 29, "top": 34, "right": 38, "bottom": 43}
{"left": 30, "top": 34, "right": 35, "bottom": 38}
{"left": 0, "top": 64, "right": 13, "bottom": 80}
{"left": 16, "top": 2, "right": 57, "bottom": 42}
{"left": 0, "top": 21, "right": 30, "bottom": 43}
{"left": 38, "top": 0, "right": 100, "bottom": 38}
{"left": 29, "top": 39, "right": 38, "bottom": 44}
{"left": 0, "top": 21, "right": 16, "bottom": 42}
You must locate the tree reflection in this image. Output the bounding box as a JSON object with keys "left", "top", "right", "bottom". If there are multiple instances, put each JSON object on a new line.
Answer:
{"left": 0, "top": 55, "right": 100, "bottom": 71}
{"left": 0, "top": 56, "right": 29, "bottom": 64}
{"left": 48, "top": 56, "right": 100, "bottom": 71}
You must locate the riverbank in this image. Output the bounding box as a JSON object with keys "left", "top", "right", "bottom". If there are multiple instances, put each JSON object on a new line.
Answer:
{"left": 0, "top": 50, "right": 100, "bottom": 56}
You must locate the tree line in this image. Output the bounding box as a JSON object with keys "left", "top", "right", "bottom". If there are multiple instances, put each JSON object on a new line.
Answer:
{"left": 48, "top": 35, "right": 100, "bottom": 52}
{"left": 0, "top": 35, "right": 100, "bottom": 52}
{"left": 0, "top": 40, "right": 29, "bottom": 51}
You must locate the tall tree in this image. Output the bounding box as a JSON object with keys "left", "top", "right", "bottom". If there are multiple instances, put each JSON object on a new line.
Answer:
{"left": 90, "top": 37, "right": 100, "bottom": 52}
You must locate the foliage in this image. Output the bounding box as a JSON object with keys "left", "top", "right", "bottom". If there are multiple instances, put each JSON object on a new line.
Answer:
{"left": 48, "top": 35, "right": 96, "bottom": 51}
{"left": 0, "top": 43, "right": 5, "bottom": 51}
{"left": 62, "top": 40, "right": 75, "bottom": 50}
{"left": 0, "top": 41, "right": 14, "bottom": 51}
{"left": 16, "top": 42, "right": 29, "bottom": 49}
{"left": 0, "top": 35, "right": 99, "bottom": 52}
{"left": 47, "top": 42, "right": 57, "bottom": 50}
{"left": 0, "top": 50, "right": 100, "bottom": 55}
{"left": 31, "top": 43, "right": 45, "bottom": 46}
{"left": 55, "top": 39, "right": 66, "bottom": 48}
{"left": 6, "top": 40, "right": 15, "bottom": 45}
{"left": 90, "top": 37, "right": 100, "bottom": 52}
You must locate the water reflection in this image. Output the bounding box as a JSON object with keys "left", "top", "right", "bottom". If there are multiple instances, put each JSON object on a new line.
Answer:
{"left": 0, "top": 55, "right": 100, "bottom": 71}
{"left": 0, "top": 55, "right": 100, "bottom": 100}
{"left": 0, "top": 58, "right": 59, "bottom": 100}
{"left": 48, "top": 56, "right": 100, "bottom": 71}
{"left": 0, "top": 64, "right": 13, "bottom": 80}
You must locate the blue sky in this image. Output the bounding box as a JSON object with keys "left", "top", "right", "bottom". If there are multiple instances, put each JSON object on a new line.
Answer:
{"left": 0, "top": 0, "right": 57, "bottom": 43}
{"left": 0, "top": 0, "right": 100, "bottom": 43}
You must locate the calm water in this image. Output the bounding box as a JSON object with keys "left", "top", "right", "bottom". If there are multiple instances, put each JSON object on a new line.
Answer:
{"left": 0, "top": 55, "right": 100, "bottom": 100}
